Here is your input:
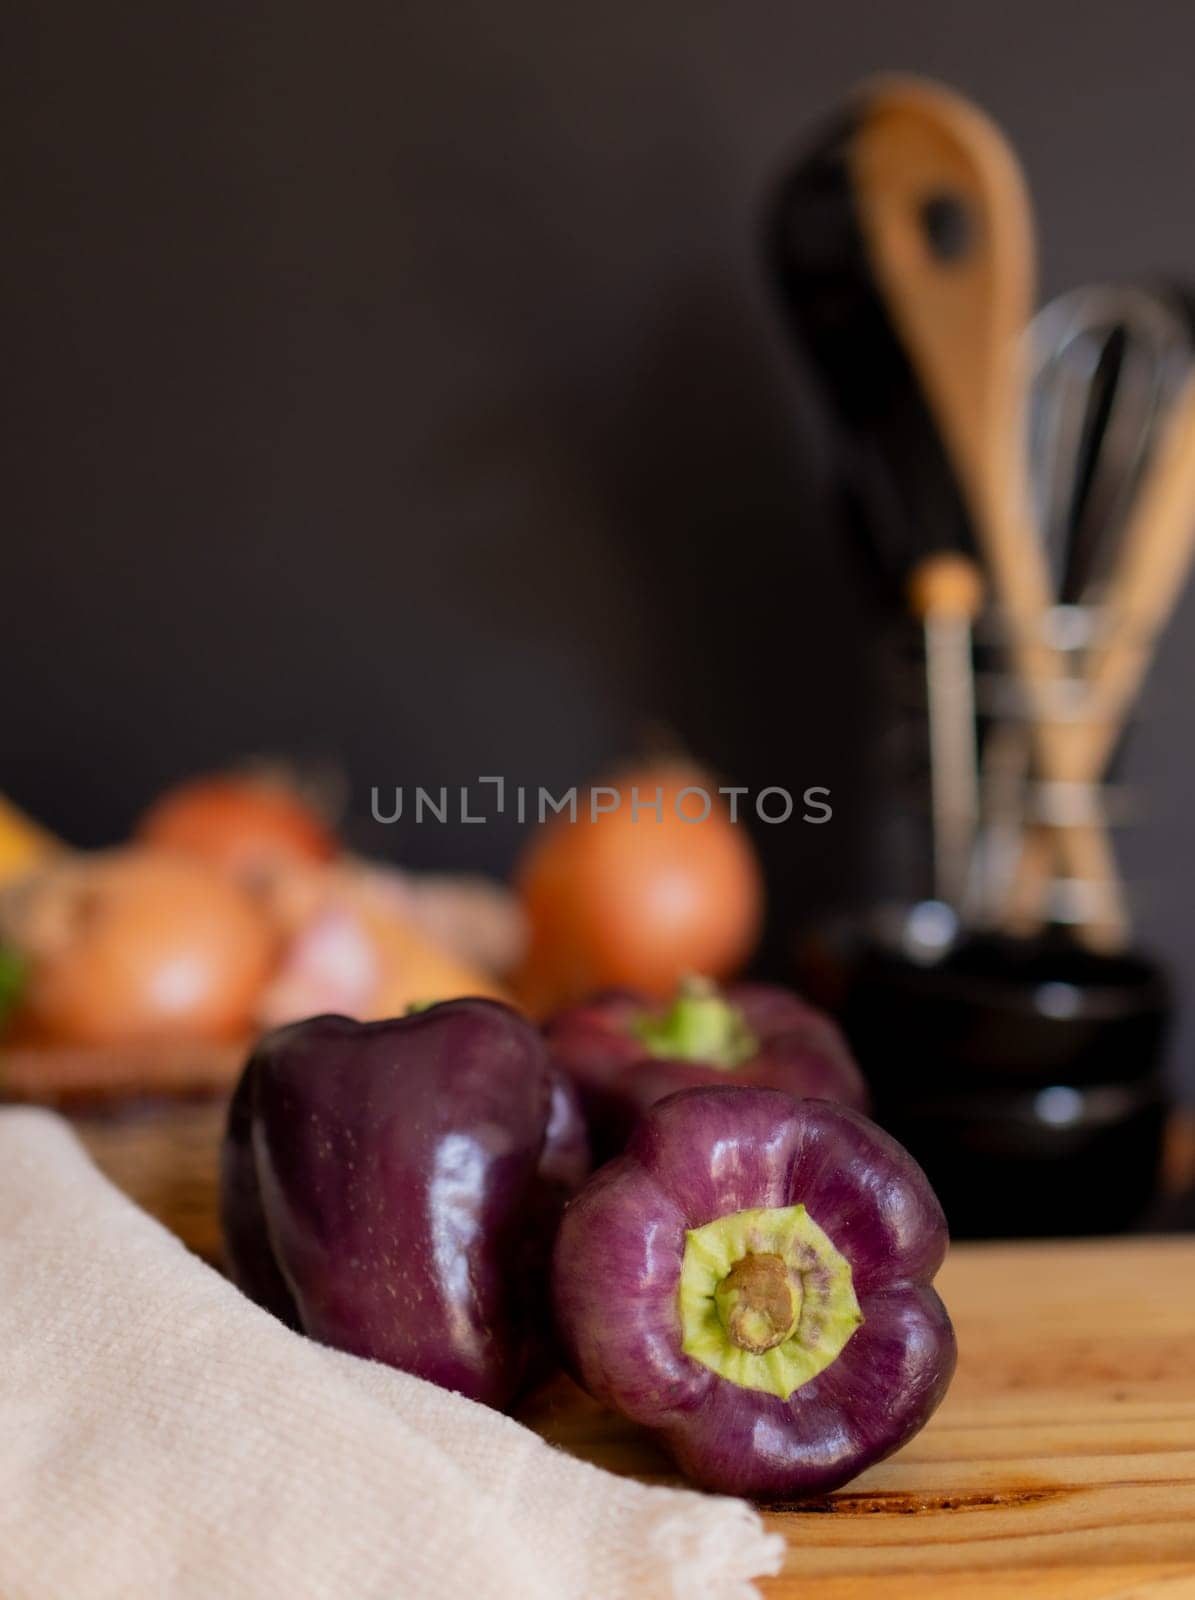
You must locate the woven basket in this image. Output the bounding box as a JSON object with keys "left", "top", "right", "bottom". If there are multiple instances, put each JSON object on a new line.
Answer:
{"left": 0, "top": 1041, "right": 244, "bottom": 1262}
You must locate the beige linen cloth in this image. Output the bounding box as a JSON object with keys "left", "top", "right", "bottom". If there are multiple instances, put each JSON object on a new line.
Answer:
{"left": 0, "top": 1107, "right": 785, "bottom": 1600}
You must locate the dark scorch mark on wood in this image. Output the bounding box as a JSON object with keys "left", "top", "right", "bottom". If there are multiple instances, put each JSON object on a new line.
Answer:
{"left": 767, "top": 1485, "right": 1068, "bottom": 1516}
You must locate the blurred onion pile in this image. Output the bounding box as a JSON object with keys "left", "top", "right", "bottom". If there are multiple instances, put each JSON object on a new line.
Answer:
{"left": 0, "top": 760, "right": 765, "bottom": 1096}
{"left": 0, "top": 772, "right": 518, "bottom": 1058}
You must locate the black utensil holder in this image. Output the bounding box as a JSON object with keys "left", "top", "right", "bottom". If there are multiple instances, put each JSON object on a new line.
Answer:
{"left": 804, "top": 924, "right": 1171, "bottom": 1239}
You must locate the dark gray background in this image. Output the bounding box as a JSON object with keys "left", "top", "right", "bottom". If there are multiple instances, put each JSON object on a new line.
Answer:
{"left": 5, "top": 2, "right": 1194, "bottom": 1095}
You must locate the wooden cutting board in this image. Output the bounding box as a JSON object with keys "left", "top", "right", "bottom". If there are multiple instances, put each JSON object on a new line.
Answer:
{"left": 73, "top": 1111, "right": 1195, "bottom": 1598}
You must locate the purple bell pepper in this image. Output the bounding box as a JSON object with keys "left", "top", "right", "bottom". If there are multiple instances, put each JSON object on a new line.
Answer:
{"left": 220, "top": 999, "right": 588, "bottom": 1409}
{"left": 545, "top": 977, "right": 869, "bottom": 1160}
{"left": 552, "top": 1085, "right": 955, "bottom": 1499}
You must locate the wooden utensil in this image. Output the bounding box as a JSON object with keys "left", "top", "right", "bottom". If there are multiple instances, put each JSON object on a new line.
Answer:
{"left": 907, "top": 552, "right": 984, "bottom": 906}
{"left": 846, "top": 76, "right": 1127, "bottom": 945}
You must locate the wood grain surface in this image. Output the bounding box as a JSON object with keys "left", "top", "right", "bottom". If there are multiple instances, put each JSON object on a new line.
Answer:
{"left": 63, "top": 1101, "right": 1195, "bottom": 1598}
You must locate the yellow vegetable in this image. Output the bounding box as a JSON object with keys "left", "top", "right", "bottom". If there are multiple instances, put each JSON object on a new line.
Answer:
{"left": 0, "top": 795, "right": 61, "bottom": 886}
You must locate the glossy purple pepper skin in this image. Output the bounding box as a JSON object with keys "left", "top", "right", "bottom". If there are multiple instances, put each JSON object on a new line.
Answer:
{"left": 220, "top": 1067, "right": 301, "bottom": 1330}
{"left": 545, "top": 981, "right": 869, "bottom": 1161}
{"left": 220, "top": 1000, "right": 588, "bottom": 1409}
{"left": 552, "top": 1085, "right": 956, "bottom": 1499}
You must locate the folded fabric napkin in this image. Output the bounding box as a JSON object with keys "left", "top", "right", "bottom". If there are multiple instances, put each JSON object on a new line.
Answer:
{"left": 0, "top": 1108, "right": 784, "bottom": 1600}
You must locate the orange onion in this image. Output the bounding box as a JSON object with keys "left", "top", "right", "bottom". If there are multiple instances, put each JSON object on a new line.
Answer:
{"left": 513, "top": 762, "right": 763, "bottom": 1016}
{"left": 136, "top": 774, "right": 337, "bottom": 885}
{"left": 5, "top": 850, "right": 275, "bottom": 1045}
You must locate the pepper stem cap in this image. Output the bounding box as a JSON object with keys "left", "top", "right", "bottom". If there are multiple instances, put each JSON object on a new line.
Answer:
{"left": 632, "top": 976, "right": 756, "bottom": 1069}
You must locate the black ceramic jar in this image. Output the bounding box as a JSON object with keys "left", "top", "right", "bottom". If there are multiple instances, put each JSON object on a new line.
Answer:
{"left": 801, "top": 919, "right": 1171, "bottom": 1238}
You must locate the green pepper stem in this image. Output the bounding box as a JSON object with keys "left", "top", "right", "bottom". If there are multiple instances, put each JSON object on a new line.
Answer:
{"left": 631, "top": 976, "right": 757, "bottom": 1069}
